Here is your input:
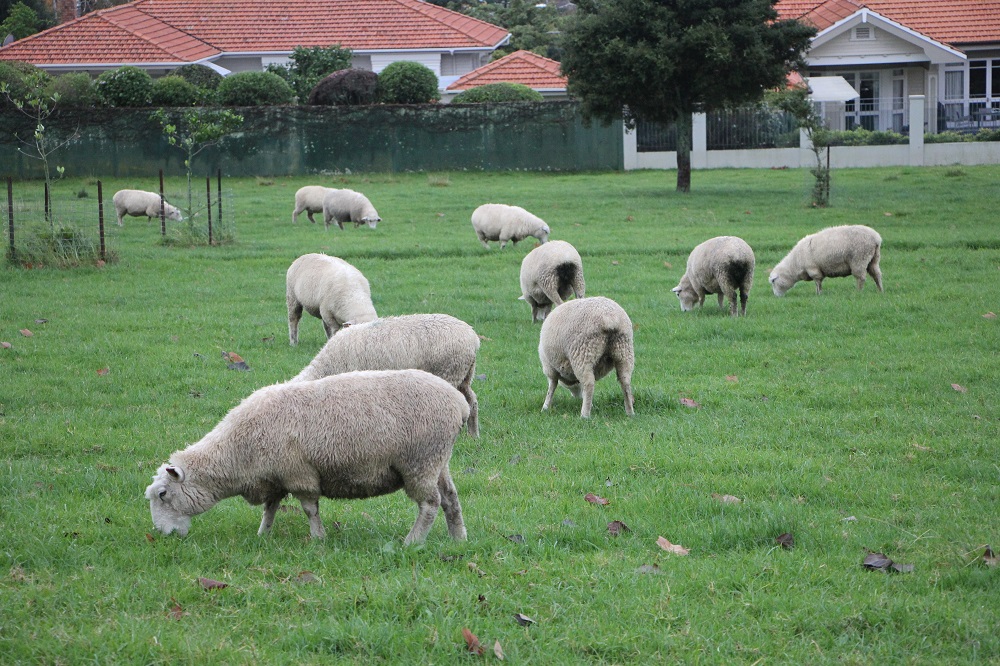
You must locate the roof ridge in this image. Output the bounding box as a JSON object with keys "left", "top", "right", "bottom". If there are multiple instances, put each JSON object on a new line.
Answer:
{"left": 97, "top": 2, "right": 217, "bottom": 60}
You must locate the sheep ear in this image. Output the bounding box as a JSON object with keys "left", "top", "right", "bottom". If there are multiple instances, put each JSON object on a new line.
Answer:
{"left": 517, "top": 295, "right": 526, "bottom": 301}
{"left": 671, "top": 286, "right": 682, "bottom": 294}
{"left": 165, "top": 465, "right": 184, "bottom": 482}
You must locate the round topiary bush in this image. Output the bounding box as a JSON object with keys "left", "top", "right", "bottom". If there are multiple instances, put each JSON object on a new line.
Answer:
{"left": 377, "top": 61, "right": 440, "bottom": 104}
{"left": 96, "top": 66, "right": 154, "bottom": 107}
{"left": 151, "top": 75, "right": 202, "bottom": 106}
{"left": 45, "top": 73, "right": 98, "bottom": 108}
{"left": 451, "top": 82, "right": 544, "bottom": 104}
{"left": 170, "top": 64, "right": 224, "bottom": 90}
{"left": 307, "top": 68, "right": 380, "bottom": 106}
{"left": 216, "top": 71, "right": 295, "bottom": 106}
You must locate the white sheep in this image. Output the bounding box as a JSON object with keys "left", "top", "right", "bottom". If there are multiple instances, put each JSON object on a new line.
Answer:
{"left": 322, "top": 189, "right": 381, "bottom": 230}
{"left": 538, "top": 296, "right": 635, "bottom": 418}
{"left": 291, "top": 314, "right": 482, "bottom": 437}
{"left": 672, "top": 236, "right": 755, "bottom": 317}
{"left": 112, "top": 189, "right": 182, "bottom": 226}
{"left": 519, "top": 240, "right": 586, "bottom": 322}
{"left": 291, "top": 185, "right": 334, "bottom": 224}
{"left": 471, "top": 203, "right": 550, "bottom": 249}
{"left": 769, "top": 225, "right": 884, "bottom": 296}
{"left": 145, "top": 369, "right": 469, "bottom": 544}
{"left": 286, "top": 253, "right": 377, "bottom": 345}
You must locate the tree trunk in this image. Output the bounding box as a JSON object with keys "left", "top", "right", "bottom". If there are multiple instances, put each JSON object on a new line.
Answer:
{"left": 675, "top": 113, "right": 692, "bottom": 193}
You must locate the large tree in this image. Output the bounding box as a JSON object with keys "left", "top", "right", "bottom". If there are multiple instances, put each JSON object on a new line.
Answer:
{"left": 560, "top": 0, "right": 814, "bottom": 192}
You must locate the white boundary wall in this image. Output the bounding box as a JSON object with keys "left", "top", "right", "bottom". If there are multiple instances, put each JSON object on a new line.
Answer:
{"left": 624, "top": 96, "right": 1000, "bottom": 170}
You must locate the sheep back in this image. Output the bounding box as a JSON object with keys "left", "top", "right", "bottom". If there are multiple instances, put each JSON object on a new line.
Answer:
{"left": 286, "top": 253, "right": 377, "bottom": 345}
{"left": 112, "top": 189, "right": 182, "bottom": 226}
{"left": 292, "top": 313, "right": 482, "bottom": 437}
{"left": 145, "top": 369, "right": 469, "bottom": 543}
{"left": 538, "top": 296, "right": 634, "bottom": 418}
{"left": 322, "top": 189, "right": 381, "bottom": 230}
{"left": 471, "top": 203, "right": 550, "bottom": 249}
{"left": 520, "top": 240, "right": 586, "bottom": 322}
{"left": 292, "top": 185, "right": 333, "bottom": 224}
{"left": 769, "top": 225, "right": 883, "bottom": 296}
{"left": 673, "top": 236, "right": 755, "bottom": 316}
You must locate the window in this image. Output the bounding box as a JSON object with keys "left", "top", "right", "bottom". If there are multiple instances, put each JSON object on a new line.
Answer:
{"left": 944, "top": 70, "right": 964, "bottom": 100}
{"left": 970, "top": 60, "right": 987, "bottom": 99}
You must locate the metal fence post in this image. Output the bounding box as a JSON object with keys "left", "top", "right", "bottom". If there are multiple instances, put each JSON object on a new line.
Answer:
{"left": 216, "top": 168, "right": 222, "bottom": 231}
{"left": 206, "top": 175, "right": 213, "bottom": 246}
{"left": 159, "top": 169, "right": 166, "bottom": 237}
{"left": 97, "top": 180, "right": 106, "bottom": 263}
{"left": 6, "top": 176, "right": 14, "bottom": 263}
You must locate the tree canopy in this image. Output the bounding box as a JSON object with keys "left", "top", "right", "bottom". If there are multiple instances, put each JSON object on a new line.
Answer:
{"left": 560, "top": 0, "right": 815, "bottom": 192}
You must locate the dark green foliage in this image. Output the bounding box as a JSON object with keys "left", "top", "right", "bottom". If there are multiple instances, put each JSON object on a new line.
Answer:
{"left": 151, "top": 75, "right": 202, "bottom": 107}
{"left": 560, "top": 0, "right": 815, "bottom": 191}
{"left": 0, "top": 0, "right": 43, "bottom": 39}
{"left": 44, "top": 73, "right": 97, "bottom": 108}
{"left": 307, "top": 68, "right": 379, "bottom": 106}
{"left": 0, "top": 59, "right": 49, "bottom": 106}
{"left": 451, "top": 82, "right": 544, "bottom": 103}
{"left": 265, "top": 45, "right": 353, "bottom": 100}
{"left": 377, "top": 61, "right": 440, "bottom": 104}
{"left": 169, "top": 64, "right": 224, "bottom": 90}
{"left": 445, "top": 0, "right": 566, "bottom": 60}
{"left": 95, "top": 66, "right": 153, "bottom": 107}
{"left": 216, "top": 71, "right": 294, "bottom": 106}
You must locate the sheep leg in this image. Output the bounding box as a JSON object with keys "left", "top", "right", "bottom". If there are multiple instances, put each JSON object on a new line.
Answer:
{"left": 814, "top": 278, "right": 824, "bottom": 295}
{"left": 437, "top": 469, "right": 467, "bottom": 540}
{"left": 572, "top": 275, "right": 586, "bottom": 299}
{"left": 258, "top": 496, "right": 284, "bottom": 535}
{"left": 575, "top": 368, "right": 597, "bottom": 419}
{"left": 541, "top": 373, "right": 560, "bottom": 411}
{"left": 616, "top": 365, "right": 635, "bottom": 416}
{"left": 477, "top": 232, "right": 491, "bottom": 249}
{"left": 460, "top": 372, "right": 480, "bottom": 437}
{"left": 403, "top": 481, "right": 441, "bottom": 545}
{"left": 739, "top": 288, "right": 749, "bottom": 316}
{"left": 868, "top": 255, "right": 884, "bottom": 292}
{"left": 307, "top": 211, "right": 317, "bottom": 224}
{"left": 297, "top": 496, "right": 325, "bottom": 539}
{"left": 287, "top": 299, "right": 303, "bottom": 346}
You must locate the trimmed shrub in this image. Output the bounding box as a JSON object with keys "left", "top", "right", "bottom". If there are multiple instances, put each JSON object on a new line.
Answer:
{"left": 377, "top": 61, "right": 440, "bottom": 104}
{"left": 451, "top": 82, "right": 544, "bottom": 104}
{"left": 170, "top": 64, "right": 224, "bottom": 90}
{"left": 45, "top": 73, "right": 97, "bottom": 108}
{"left": 0, "top": 60, "right": 51, "bottom": 107}
{"left": 96, "top": 66, "right": 153, "bottom": 107}
{"left": 216, "top": 71, "right": 294, "bottom": 106}
{"left": 307, "top": 68, "right": 379, "bottom": 106}
{"left": 151, "top": 75, "right": 202, "bottom": 107}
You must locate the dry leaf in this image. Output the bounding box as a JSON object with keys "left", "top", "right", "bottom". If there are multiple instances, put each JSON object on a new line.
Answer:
{"left": 663, "top": 261, "right": 673, "bottom": 269}
{"left": 862, "top": 552, "right": 893, "bottom": 571}
{"left": 983, "top": 312, "right": 997, "bottom": 319}
{"left": 294, "top": 571, "right": 319, "bottom": 584}
{"left": 494, "top": 640, "right": 505, "bottom": 660}
{"left": 983, "top": 546, "right": 998, "bottom": 567}
{"left": 890, "top": 562, "right": 915, "bottom": 573}
{"left": 656, "top": 536, "right": 690, "bottom": 556}
{"left": 884, "top": 211, "right": 893, "bottom": 216}
{"left": 461, "top": 627, "right": 484, "bottom": 655}
{"left": 513, "top": 613, "right": 535, "bottom": 626}
{"left": 711, "top": 493, "right": 742, "bottom": 504}
{"left": 725, "top": 375, "right": 738, "bottom": 383}
{"left": 198, "top": 577, "right": 228, "bottom": 590}
{"left": 951, "top": 383, "right": 968, "bottom": 393}
{"left": 467, "top": 561, "right": 487, "bottom": 577}
{"left": 611, "top": 260, "right": 620, "bottom": 266}
{"left": 19, "top": 329, "right": 32, "bottom": 337}
{"left": 262, "top": 335, "right": 275, "bottom": 343}
{"left": 607, "top": 520, "right": 631, "bottom": 536}
{"left": 584, "top": 492, "right": 609, "bottom": 505}
{"left": 776, "top": 533, "right": 795, "bottom": 549}
{"left": 507, "top": 534, "right": 525, "bottom": 544}
{"left": 1, "top": 341, "right": 11, "bottom": 349}
{"left": 167, "top": 601, "right": 185, "bottom": 620}
{"left": 636, "top": 563, "right": 662, "bottom": 575}
{"left": 97, "top": 367, "right": 110, "bottom": 376}
{"left": 679, "top": 397, "right": 701, "bottom": 409}
{"left": 911, "top": 443, "right": 931, "bottom": 451}
{"left": 145, "top": 533, "right": 155, "bottom": 543}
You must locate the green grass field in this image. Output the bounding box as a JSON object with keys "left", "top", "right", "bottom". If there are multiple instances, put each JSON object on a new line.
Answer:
{"left": 2, "top": 166, "right": 998, "bottom": 664}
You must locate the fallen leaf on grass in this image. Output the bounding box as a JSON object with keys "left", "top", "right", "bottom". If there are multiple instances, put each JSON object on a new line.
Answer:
{"left": 1, "top": 341, "right": 11, "bottom": 349}
{"left": 222, "top": 350, "right": 250, "bottom": 371}
{"left": 294, "top": 571, "right": 320, "bottom": 584}
{"left": 679, "top": 397, "right": 701, "bottom": 409}
{"left": 513, "top": 613, "right": 535, "bottom": 626}
{"left": 584, "top": 492, "right": 609, "bottom": 505}
{"left": 711, "top": 493, "right": 741, "bottom": 504}
{"left": 911, "top": 443, "right": 931, "bottom": 451}
{"left": 984, "top": 546, "right": 998, "bottom": 567}
{"left": 663, "top": 261, "right": 673, "bottom": 269}
{"left": 951, "top": 383, "right": 968, "bottom": 393}
{"left": 462, "top": 627, "right": 484, "bottom": 655}
{"left": 167, "top": 600, "right": 185, "bottom": 620}
{"left": 611, "top": 260, "right": 620, "bottom": 266}
{"left": 198, "top": 577, "right": 228, "bottom": 590}
{"left": 776, "top": 533, "right": 795, "bottom": 549}
{"left": 507, "top": 534, "right": 525, "bottom": 544}
{"left": 984, "top": 312, "right": 997, "bottom": 320}
{"left": 656, "top": 536, "right": 690, "bottom": 556}
{"left": 494, "top": 640, "right": 505, "bottom": 660}
{"left": 636, "top": 563, "right": 662, "bottom": 575}
{"left": 145, "top": 533, "right": 155, "bottom": 543}
{"left": 607, "top": 520, "right": 631, "bottom": 536}
{"left": 96, "top": 367, "right": 110, "bottom": 376}
{"left": 725, "top": 375, "right": 738, "bottom": 383}
{"left": 19, "top": 329, "right": 32, "bottom": 337}
{"left": 467, "top": 562, "right": 487, "bottom": 577}
{"left": 261, "top": 335, "right": 274, "bottom": 343}
{"left": 862, "top": 551, "right": 913, "bottom": 573}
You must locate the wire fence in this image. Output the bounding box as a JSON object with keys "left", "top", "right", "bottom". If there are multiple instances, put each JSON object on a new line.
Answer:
{"left": 637, "top": 106, "right": 801, "bottom": 152}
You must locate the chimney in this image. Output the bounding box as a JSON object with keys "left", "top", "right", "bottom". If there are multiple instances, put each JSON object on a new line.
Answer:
{"left": 53, "top": 0, "right": 79, "bottom": 24}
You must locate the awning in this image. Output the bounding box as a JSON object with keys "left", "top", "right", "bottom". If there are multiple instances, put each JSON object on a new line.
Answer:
{"left": 805, "top": 76, "right": 860, "bottom": 103}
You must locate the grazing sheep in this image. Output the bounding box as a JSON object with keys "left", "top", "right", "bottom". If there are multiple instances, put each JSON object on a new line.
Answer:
{"left": 471, "top": 203, "right": 550, "bottom": 249}
{"left": 145, "top": 369, "right": 469, "bottom": 544}
{"left": 286, "top": 253, "right": 377, "bottom": 345}
{"left": 769, "top": 225, "right": 883, "bottom": 296}
{"left": 538, "top": 296, "right": 635, "bottom": 418}
{"left": 520, "top": 240, "right": 586, "bottom": 322}
{"left": 112, "top": 189, "right": 182, "bottom": 226}
{"left": 292, "top": 314, "right": 482, "bottom": 437}
{"left": 672, "top": 236, "right": 755, "bottom": 317}
{"left": 322, "top": 189, "right": 381, "bottom": 230}
{"left": 292, "top": 185, "right": 334, "bottom": 224}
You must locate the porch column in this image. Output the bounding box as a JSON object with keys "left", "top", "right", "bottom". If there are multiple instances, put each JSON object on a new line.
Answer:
{"left": 908, "top": 95, "right": 925, "bottom": 167}
{"left": 692, "top": 112, "right": 707, "bottom": 169}
{"left": 623, "top": 125, "right": 638, "bottom": 171}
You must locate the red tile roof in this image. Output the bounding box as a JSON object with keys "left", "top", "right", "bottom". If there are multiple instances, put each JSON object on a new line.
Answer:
{"left": 446, "top": 50, "right": 567, "bottom": 92}
{"left": 0, "top": 0, "right": 510, "bottom": 65}
{"left": 776, "top": 0, "right": 1000, "bottom": 46}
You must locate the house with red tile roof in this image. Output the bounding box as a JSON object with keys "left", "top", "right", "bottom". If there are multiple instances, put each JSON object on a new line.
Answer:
{"left": 443, "top": 49, "right": 568, "bottom": 101}
{"left": 776, "top": 0, "right": 1000, "bottom": 132}
{"left": 0, "top": 0, "right": 510, "bottom": 91}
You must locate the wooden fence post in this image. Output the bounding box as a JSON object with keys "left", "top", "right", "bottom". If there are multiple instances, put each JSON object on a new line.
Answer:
{"left": 6, "top": 176, "right": 14, "bottom": 263}
{"left": 97, "top": 180, "right": 106, "bottom": 263}
{"left": 206, "top": 175, "right": 213, "bottom": 246}
{"left": 216, "top": 168, "right": 222, "bottom": 232}
{"left": 159, "top": 169, "right": 166, "bottom": 237}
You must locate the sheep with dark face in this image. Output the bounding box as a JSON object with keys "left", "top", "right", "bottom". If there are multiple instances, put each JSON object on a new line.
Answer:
{"left": 519, "top": 240, "right": 586, "bottom": 322}
{"left": 770, "top": 225, "right": 883, "bottom": 296}
{"left": 145, "top": 370, "right": 469, "bottom": 545}
{"left": 672, "top": 236, "right": 755, "bottom": 317}
{"left": 538, "top": 296, "right": 635, "bottom": 418}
